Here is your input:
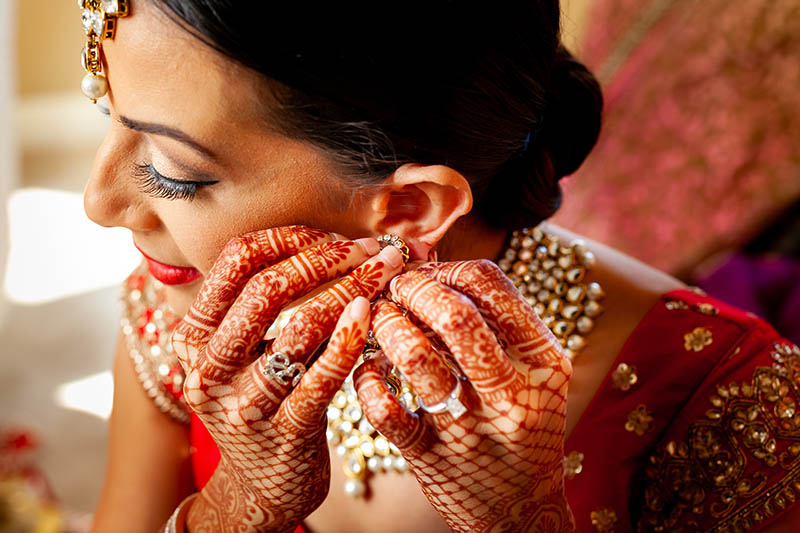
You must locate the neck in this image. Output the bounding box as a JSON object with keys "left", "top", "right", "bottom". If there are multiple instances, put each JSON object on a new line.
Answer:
{"left": 437, "top": 214, "right": 509, "bottom": 263}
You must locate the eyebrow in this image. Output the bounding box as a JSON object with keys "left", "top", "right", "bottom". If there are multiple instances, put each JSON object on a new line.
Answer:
{"left": 117, "top": 115, "right": 216, "bottom": 159}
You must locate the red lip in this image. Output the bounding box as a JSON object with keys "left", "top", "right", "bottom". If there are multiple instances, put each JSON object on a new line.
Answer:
{"left": 134, "top": 242, "right": 202, "bottom": 286}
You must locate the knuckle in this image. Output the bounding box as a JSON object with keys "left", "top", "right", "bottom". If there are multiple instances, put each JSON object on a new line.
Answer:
{"left": 221, "top": 234, "right": 256, "bottom": 262}
{"left": 462, "top": 258, "right": 504, "bottom": 283}
{"left": 250, "top": 267, "right": 289, "bottom": 296}
{"left": 389, "top": 269, "right": 422, "bottom": 294}
{"left": 438, "top": 295, "right": 479, "bottom": 329}
{"left": 560, "top": 356, "right": 573, "bottom": 380}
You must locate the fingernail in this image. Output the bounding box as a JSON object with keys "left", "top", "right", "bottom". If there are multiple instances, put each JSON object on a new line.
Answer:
{"left": 355, "top": 237, "right": 380, "bottom": 256}
{"left": 379, "top": 245, "right": 403, "bottom": 268}
{"left": 350, "top": 296, "right": 370, "bottom": 320}
{"left": 330, "top": 232, "right": 348, "bottom": 241}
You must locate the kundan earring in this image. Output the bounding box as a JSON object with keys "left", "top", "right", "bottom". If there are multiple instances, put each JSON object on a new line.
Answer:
{"left": 78, "top": 0, "right": 129, "bottom": 102}
{"left": 376, "top": 234, "right": 410, "bottom": 263}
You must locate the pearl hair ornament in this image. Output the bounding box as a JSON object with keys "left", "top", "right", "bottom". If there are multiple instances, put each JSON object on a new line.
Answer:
{"left": 78, "top": 0, "right": 129, "bottom": 103}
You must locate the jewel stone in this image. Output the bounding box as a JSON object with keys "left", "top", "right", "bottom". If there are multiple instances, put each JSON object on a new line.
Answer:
{"left": 101, "top": 0, "right": 119, "bottom": 13}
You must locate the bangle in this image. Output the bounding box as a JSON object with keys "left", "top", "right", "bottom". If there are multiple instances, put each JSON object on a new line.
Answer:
{"left": 164, "top": 493, "right": 199, "bottom": 533}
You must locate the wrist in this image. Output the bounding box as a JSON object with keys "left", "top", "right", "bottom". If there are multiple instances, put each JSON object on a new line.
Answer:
{"left": 187, "top": 466, "right": 299, "bottom": 533}
{"left": 164, "top": 493, "right": 199, "bottom": 533}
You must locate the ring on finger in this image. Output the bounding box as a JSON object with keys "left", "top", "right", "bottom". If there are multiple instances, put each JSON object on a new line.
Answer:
{"left": 417, "top": 379, "right": 467, "bottom": 419}
{"left": 263, "top": 351, "right": 306, "bottom": 387}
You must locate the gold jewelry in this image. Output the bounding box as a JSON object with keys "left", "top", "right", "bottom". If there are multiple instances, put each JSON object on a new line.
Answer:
{"left": 497, "top": 226, "right": 605, "bottom": 361}
{"left": 377, "top": 234, "right": 410, "bottom": 263}
{"left": 78, "top": 0, "right": 129, "bottom": 102}
{"left": 327, "top": 225, "right": 604, "bottom": 497}
{"left": 327, "top": 362, "right": 416, "bottom": 498}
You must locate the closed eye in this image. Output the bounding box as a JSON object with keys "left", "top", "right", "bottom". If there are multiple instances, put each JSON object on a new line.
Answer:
{"left": 133, "top": 163, "right": 219, "bottom": 201}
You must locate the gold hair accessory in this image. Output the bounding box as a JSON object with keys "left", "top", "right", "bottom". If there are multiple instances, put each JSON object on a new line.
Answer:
{"left": 78, "top": 0, "right": 129, "bottom": 102}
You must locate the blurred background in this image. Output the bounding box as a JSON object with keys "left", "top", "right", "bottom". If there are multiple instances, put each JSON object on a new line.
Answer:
{"left": 0, "top": 0, "right": 798, "bottom": 531}
{"left": 2, "top": 1, "right": 139, "bottom": 531}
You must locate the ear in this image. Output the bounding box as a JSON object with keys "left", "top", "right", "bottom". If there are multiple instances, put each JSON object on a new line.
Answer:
{"left": 365, "top": 163, "right": 473, "bottom": 260}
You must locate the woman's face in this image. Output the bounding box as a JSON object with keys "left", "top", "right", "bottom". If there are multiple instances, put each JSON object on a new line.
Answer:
{"left": 84, "top": 3, "right": 363, "bottom": 314}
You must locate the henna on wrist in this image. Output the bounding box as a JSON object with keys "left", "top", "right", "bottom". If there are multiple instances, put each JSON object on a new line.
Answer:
{"left": 186, "top": 465, "right": 299, "bottom": 533}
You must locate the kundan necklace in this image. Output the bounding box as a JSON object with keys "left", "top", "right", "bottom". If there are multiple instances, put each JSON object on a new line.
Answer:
{"left": 327, "top": 226, "right": 605, "bottom": 497}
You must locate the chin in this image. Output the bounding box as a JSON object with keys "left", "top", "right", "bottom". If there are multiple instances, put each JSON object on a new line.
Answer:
{"left": 164, "top": 283, "right": 202, "bottom": 317}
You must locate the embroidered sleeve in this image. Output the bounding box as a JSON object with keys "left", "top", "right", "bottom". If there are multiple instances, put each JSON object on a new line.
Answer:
{"left": 120, "top": 262, "right": 190, "bottom": 424}
{"left": 640, "top": 321, "right": 800, "bottom": 531}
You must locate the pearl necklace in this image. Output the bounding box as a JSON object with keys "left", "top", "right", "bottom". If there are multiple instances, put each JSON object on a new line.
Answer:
{"left": 327, "top": 226, "right": 605, "bottom": 497}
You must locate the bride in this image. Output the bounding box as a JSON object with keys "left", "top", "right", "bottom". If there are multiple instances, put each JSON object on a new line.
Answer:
{"left": 79, "top": 1, "right": 800, "bottom": 531}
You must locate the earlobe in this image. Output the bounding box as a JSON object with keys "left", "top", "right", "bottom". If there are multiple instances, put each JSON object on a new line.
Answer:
{"left": 367, "top": 164, "right": 473, "bottom": 260}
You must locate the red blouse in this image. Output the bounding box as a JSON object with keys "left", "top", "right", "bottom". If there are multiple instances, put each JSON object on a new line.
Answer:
{"left": 564, "top": 289, "right": 800, "bottom": 531}
{"left": 125, "top": 271, "right": 800, "bottom": 531}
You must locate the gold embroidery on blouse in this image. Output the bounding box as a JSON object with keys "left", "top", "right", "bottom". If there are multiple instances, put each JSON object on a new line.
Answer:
{"left": 697, "top": 303, "right": 719, "bottom": 316}
{"left": 641, "top": 342, "right": 800, "bottom": 531}
{"left": 590, "top": 507, "right": 618, "bottom": 531}
{"left": 665, "top": 300, "right": 689, "bottom": 310}
{"left": 684, "top": 327, "right": 713, "bottom": 352}
{"left": 625, "top": 404, "right": 654, "bottom": 436}
{"left": 564, "top": 451, "right": 584, "bottom": 479}
{"left": 611, "top": 363, "right": 638, "bottom": 391}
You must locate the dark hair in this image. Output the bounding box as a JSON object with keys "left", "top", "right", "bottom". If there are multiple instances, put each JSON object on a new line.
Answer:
{"left": 149, "top": 1, "right": 602, "bottom": 228}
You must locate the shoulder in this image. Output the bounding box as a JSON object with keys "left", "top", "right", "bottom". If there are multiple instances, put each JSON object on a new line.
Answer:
{"left": 119, "top": 263, "right": 190, "bottom": 425}
{"left": 540, "top": 222, "right": 686, "bottom": 299}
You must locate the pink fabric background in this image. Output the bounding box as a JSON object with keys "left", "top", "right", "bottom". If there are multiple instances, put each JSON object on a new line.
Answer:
{"left": 552, "top": 0, "right": 800, "bottom": 276}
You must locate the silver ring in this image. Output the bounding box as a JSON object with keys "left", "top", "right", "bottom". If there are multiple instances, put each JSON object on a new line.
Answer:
{"left": 417, "top": 379, "right": 467, "bottom": 419}
{"left": 263, "top": 351, "right": 306, "bottom": 387}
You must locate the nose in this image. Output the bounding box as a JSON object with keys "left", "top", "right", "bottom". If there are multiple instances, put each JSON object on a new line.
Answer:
{"left": 84, "top": 132, "right": 160, "bottom": 232}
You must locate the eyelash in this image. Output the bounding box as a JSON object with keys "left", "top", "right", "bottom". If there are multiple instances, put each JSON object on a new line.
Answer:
{"left": 134, "top": 164, "right": 216, "bottom": 201}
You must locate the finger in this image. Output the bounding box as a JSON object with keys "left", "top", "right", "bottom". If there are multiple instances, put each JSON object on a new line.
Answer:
{"left": 370, "top": 299, "right": 458, "bottom": 419}
{"left": 353, "top": 358, "right": 430, "bottom": 455}
{"left": 271, "top": 244, "right": 405, "bottom": 363}
{"left": 417, "top": 260, "right": 562, "bottom": 367}
{"left": 197, "top": 238, "right": 379, "bottom": 381}
{"left": 172, "top": 226, "right": 332, "bottom": 365}
{"left": 277, "top": 296, "right": 370, "bottom": 433}
{"left": 388, "top": 270, "right": 522, "bottom": 402}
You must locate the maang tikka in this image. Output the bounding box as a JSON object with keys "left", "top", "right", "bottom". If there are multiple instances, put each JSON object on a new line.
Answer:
{"left": 78, "top": 0, "right": 129, "bottom": 103}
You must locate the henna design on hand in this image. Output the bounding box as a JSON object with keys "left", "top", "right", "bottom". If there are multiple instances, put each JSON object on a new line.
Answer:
{"left": 184, "top": 298, "right": 371, "bottom": 532}
{"left": 169, "top": 226, "right": 388, "bottom": 532}
{"left": 355, "top": 260, "right": 575, "bottom": 532}
{"left": 175, "top": 226, "right": 330, "bottom": 358}
{"left": 388, "top": 269, "right": 522, "bottom": 402}
{"left": 271, "top": 245, "right": 405, "bottom": 363}
{"left": 418, "top": 260, "right": 562, "bottom": 368}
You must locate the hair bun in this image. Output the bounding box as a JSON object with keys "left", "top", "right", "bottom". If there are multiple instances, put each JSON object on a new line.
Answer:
{"left": 541, "top": 47, "right": 603, "bottom": 179}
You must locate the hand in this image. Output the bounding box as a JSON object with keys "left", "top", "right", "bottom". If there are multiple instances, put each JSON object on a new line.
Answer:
{"left": 169, "top": 226, "right": 406, "bottom": 532}
{"left": 353, "top": 260, "right": 575, "bottom": 533}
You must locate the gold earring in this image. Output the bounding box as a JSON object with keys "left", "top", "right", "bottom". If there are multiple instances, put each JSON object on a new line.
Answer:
{"left": 376, "top": 234, "right": 410, "bottom": 264}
